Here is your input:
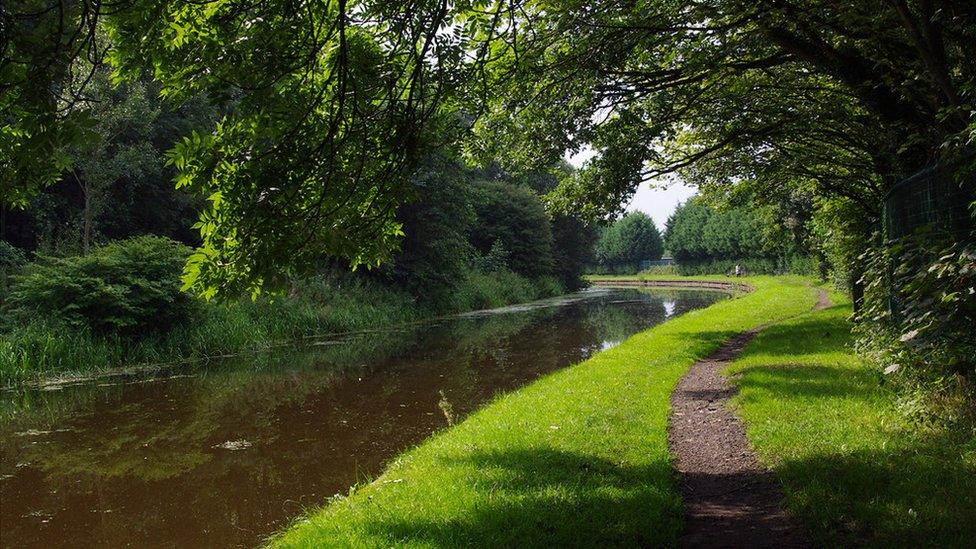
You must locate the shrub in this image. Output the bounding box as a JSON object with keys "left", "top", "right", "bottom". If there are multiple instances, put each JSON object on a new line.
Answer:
{"left": 859, "top": 232, "right": 976, "bottom": 376}
{"left": 0, "top": 240, "right": 27, "bottom": 272}
{"left": 856, "top": 228, "right": 976, "bottom": 429}
{"left": 5, "top": 236, "right": 194, "bottom": 333}
{"left": 450, "top": 269, "right": 547, "bottom": 311}
{"left": 550, "top": 213, "right": 597, "bottom": 291}
{"left": 0, "top": 240, "right": 27, "bottom": 295}
{"left": 391, "top": 154, "right": 477, "bottom": 294}
{"left": 478, "top": 240, "right": 512, "bottom": 273}
{"left": 533, "top": 275, "right": 564, "bottom": 298}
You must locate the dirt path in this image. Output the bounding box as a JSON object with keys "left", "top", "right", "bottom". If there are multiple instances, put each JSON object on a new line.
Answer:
{"left": 668, "top": 289, "right": 829, "bottom": 548}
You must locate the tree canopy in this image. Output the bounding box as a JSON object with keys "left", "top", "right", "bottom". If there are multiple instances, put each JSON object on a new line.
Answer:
{"left": 595, "top": 212, "right": 664, "bottom": 268}
{"left": 2, "top": 0, "right": 973, "bottom": 297}
{"left": 664, "top": 198, "right": 766, "bottom": 263}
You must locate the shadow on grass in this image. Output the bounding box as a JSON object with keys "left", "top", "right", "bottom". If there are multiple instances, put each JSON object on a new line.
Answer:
{"left": 740, "top": 365, "right": 975, "bottom": 544}
{"left": 361, "top": 447, "right": 681, "bottom": 547}
{"left": 671, "top": 307, "right": 852, "bottom": 362}
{"left": 775, "top": 434, "right": 976, "bottom": 547}
{"left": 729, "top": 303, "right": 976, "bottom": 547}
{"left": 743, "top": 308, "right": 851, "bottom": 354}
{"left": 733, "top": 365, "right": 881, "bottom": 401}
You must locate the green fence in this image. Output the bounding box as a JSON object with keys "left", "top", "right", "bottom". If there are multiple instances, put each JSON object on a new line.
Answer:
{"left": 883, "top": 152, "right": 975, "bottom": 243}
{"left": 881, "top": 152, "right": 974, "bottom": 318}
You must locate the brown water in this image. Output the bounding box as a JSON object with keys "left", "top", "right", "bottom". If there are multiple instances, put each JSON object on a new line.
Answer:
{"left": 0, "top": 288, "right": 724, "bottom": 548}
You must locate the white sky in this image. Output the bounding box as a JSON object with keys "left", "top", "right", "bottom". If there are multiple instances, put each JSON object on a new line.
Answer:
{"left": 567, "top": 148, "right": 697, "bottom": 229}
{"left": 626, "top": 178, "right": 697, "bottom": 229}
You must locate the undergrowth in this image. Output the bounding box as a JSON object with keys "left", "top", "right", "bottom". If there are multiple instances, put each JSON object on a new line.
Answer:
{"left": 0, "top": 269, "right": 562, "bottom": 386}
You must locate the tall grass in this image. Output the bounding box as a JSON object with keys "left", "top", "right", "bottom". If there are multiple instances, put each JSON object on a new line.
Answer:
{"left": 0, "top": 269, "right": 563, "bottom": 386}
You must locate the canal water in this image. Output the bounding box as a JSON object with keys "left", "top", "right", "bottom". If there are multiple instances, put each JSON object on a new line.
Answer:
{"left": 0, "top": 287, "right": 725, "bottom": 548}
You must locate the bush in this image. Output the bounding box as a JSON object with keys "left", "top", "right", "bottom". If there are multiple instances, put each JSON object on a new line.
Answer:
{"left": 550, "top": 214, "right": 597, "bottom": 291}
{"left": 5, "top": 236, "right": 194, "bottom": 333}
{"left": 391, "top": 153, "right": 477, "bottom": 294}
{"left": 859, "top": 231, "right": 976, "bottom": 377}
{"left": 0, "top": 240, "right": 27, "bottom": 295}
{"left": 0, "top": 240, "right": 26, "bottom": 272}
{"left": 533, "top": 275, "right": 564, "bottom": 298}
{"left": 478, "top": 240, "right": 512, "bottom": 273}
{"left": 449, "top": 269, "right": 556, "bottom": 312}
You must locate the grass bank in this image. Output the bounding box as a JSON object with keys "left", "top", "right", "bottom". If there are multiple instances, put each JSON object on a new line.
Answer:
{"left": 728, "top": 291, "right": 976, "bottom": 546}
{"left": 270, "top": 276, "right": 817, "bottom": 547}
{"left": 0, "top": 270, "right": 562, "bottom": 387}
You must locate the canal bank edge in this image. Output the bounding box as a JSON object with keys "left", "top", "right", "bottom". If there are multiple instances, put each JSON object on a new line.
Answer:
{"left": 270, "top": 276, "right": 818, "bottom": 547}
{"left": 589, "top": 277, "right": 754, "bottom": 294}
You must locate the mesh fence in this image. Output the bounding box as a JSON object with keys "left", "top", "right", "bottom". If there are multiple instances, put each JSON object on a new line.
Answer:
{"left": 883, "top": 152, "right": 975, "bottom": 243}
{"left": 881, "top": 152, "right": 974, "bottom": 318}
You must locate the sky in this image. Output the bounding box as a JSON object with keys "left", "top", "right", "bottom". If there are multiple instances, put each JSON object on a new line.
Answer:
{"left": 625, "top": 178, "right": 697, "bottom": 229}
{"left": 567, "top": 148, "right": 697, "bottom": 229}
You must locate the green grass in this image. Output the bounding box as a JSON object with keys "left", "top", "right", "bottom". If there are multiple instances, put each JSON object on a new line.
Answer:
{"left": 727, "top": 291, "right": 976, "bottom": 547}
{"left": 0, "top": 270, "right": 563, "bottom": 387}
{"left": 270, "top": 276, "right": 817, "bottom": 547}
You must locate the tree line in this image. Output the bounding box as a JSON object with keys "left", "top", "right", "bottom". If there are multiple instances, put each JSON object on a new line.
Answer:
{"left": 664, "top": 197, "right": 814, "bottom": 275}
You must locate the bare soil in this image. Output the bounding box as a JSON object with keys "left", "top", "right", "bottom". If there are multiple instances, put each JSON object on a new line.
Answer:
{"left": 668, "top": 289, "right": 829, "bottom": 548}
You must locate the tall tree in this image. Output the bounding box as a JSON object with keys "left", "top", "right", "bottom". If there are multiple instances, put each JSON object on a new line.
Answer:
{"left": 595, "top": 212, "right": 664, "bottom": 268}
{"left": 3, "top": 0, "right": 470, "bottom": 297}
{"left": 469, "top": 180, "right": 555, "bottom": 278}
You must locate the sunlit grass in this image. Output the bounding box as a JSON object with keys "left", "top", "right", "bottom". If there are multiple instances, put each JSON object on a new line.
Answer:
{"left": 269, "top": 276, "right": 817, "bottom": 547}
{"left": 728, "top": 292, "right": 976, "bottom": 546}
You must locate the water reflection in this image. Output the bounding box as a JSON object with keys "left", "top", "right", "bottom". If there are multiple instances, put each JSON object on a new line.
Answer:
{"left": 0, "top": 288, "right": 724, "bottom": 548}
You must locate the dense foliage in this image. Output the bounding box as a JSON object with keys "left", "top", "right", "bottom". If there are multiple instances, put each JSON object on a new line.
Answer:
{"left": 594, "top": 212, "right": 663, "bottom": 270}
{"left": 470, "top": 180, "right": 555, "bottom": 278}
{"left": 549, "top": 214, "right": 598, "bottom": 290}
{"left": 5, "top": 236, "right": 193, "bottom": 333}
{"left": 387, "top": 153, "right": 592, "bottom": 302}
{"left": 389, "top": 154, "right": 477, "bottom": 295}
{"left": 664, "top": 197, "right": 783, "bottom": 272}
{"left": 1, "top": 129, "right": 594, "bottom": 383}
{"left": 5, "top": 1, "right": 973, "bottom": 296}
{"left": 0, "top": 239, "right": 26, "bottom": 292}
{"left": 857, "top": 226, "right": 976, "bottom": 423}
{"left": 2, "top": 68, "right": 214, "bottom": 254}
{"left": 3, "top": 1, "right": 452, "bottom": 295}
{"left": 665, "top": 199, "right": 760, "bottom": 264}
